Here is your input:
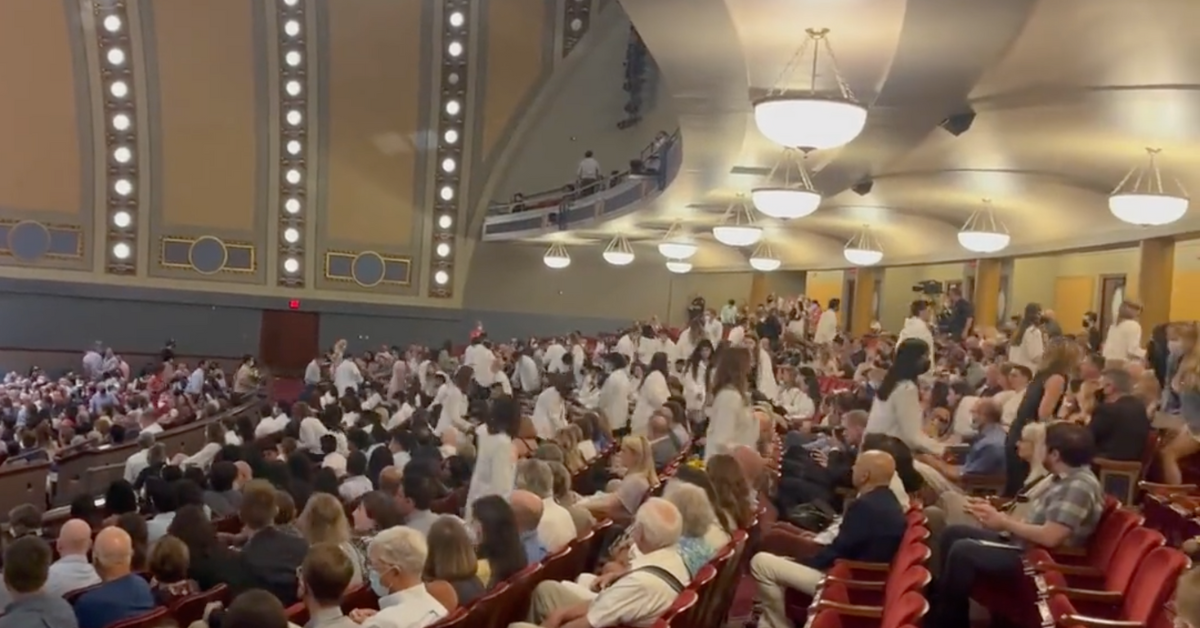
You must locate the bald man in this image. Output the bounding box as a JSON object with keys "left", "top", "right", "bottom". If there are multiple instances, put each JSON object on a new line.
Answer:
{"left": 750, "top": 450, "right": 908, "bottom": 628}
{"left": 73, "top": 527, "right": 155, "bottom": 628}
{"left": 510, "top": 490, "right": 548, "bottom": 563}
{"left": 45, "top": 518, "right": 100, "bottom": 597}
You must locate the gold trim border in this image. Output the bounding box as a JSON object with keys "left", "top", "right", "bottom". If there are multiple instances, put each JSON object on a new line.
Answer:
{"left": 323, "top": 249, "right": 412, "bottom": 287}
{"left": 0, "top": 220, "right": 84, "bottom": 260}
{"left": 187, "top": 236, "right": 229, "bottom": 275}
{"left": 159, "top": 236, "right": 257, "bottom": 275}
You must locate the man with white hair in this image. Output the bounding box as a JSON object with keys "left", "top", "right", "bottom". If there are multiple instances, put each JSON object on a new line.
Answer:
{"left": 512, "top": 498, "right": 690, "bottom": 628}
{"left": 355, "top": 526, "right": 447, "bottom": 628}
{"left": 515, "top": 459, "right": 575, "bottom": 553}
{"left": 45, "top": 519, "right": 100, "bottom": 597}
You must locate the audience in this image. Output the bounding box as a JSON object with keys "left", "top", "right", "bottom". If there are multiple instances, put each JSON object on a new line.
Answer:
{"left": 424, "top": 516, "right": 486, "bottom": 606}
{"left": 0, "top": 536, "right": 78, "bottom": 628}
{"left": 74, "top": 526, "right": 156, "bottom": 628}
{"left": 148, "top": 535, "right": 201, "bottom": 605}
{"left": 45, "top": 519, "right": 100, "bottom": 597}
{"left": 472, "top": 495, "right": 528, "bottom": 587}
{"left": 356, "top": 526, "right": 448, "bottom": 628}
{"left": 515, "top": 459, "right": 575, "bottom": 553}
{"left": 236, "top": 479, "right": 309, "bottom": 605}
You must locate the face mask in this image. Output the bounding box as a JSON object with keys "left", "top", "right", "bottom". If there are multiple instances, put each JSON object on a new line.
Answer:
{"left": 368, "top": 568, "right": 389, "bottom": 598}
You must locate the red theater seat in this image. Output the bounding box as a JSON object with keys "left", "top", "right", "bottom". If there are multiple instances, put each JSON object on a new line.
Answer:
{"left": 807, "top": 589, "right": 928, "bottom": 628}
{"left": 1048, "top": 546, "right": 1188, "bottom": 628}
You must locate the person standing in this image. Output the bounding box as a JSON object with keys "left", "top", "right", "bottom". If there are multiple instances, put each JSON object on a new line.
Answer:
{"left": 705, "top": 348, "right": 756, "bottom": 461}
{"left": 1102, "top": 300, "right": 1145, "bottom": 365}
{"left": 813, "top": 299, "right": 841, "bottom": 346}
{"left": 1002, "top": 341, "right": 1073, "bottom": 496}
{"left": 946, "top": 285, "right": 974, "bottom": 340}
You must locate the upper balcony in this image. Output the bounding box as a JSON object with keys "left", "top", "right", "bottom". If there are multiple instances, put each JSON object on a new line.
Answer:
{"left": 481, "top": 131, "right": 682, "bottom": 241}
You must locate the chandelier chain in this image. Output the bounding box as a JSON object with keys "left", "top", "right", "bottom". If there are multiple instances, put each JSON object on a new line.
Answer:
{"left": 765, "top": 28, "right": 855, "bottom": 101}
{"left": 764, "top": 148, "right": 818, "bottom": 191}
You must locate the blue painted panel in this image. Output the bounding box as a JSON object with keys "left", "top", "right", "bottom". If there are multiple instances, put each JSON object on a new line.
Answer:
{"left": 162, "top": 240, "right": 191, "bottom": 265}
{"left": 48, "top": 229, "right": 81, "bottom": 257}
{"left": 0, "top": 225, "right": 11, "bottom": 244}
{"left": 486, "top": 214, "right": 549, "bottom": 235}
{"left": 190, "top": 237, "right": 227, "bottom": 273}
{"left": 383, "top": 259, "right": 409, "bottom": 284}
{"left": 9, "top": 222, "right": 50, "bottom": 261}
{"left": 225, "top": 246, "right": 254, "bottom": 271}
{"left": 327, "top": 255, "right": 352, "bottom": 279}
{"left": 351, "top": 252, "right": 385, "bottom": 286}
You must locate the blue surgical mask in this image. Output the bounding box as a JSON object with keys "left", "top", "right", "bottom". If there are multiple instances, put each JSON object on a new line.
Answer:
{"left": 368, "top": 568, "right": 389, "bottom": 598}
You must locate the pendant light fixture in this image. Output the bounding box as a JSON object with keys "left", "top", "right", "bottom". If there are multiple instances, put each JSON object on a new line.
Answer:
{"left": 602, "top": 234, "right": 635, "bottom": 266}
{"left": 666, "top": 260, "right": 692, "bottom": 274}
{"left": 543, "top": 242, "right": 571, "bottom": 269}
{"left": 657, "top": 221, "right": 697, "bottom": 260}
{"left": 843, "top": 225, "right": 883, "bottom": 266}
{"left": 712, "top": 195, "right": 763, "bottom": 247}
{"left": 958, "top": 199, "right": 1011, "bottom": 254}
{"left": 752, "top": 148, "right": 822, "bottom": 219}
{"left": 748, "top": 240, "right": 782, "bottom": 272}
{"left": 1108, "top": 147, "right": 1189, "bottom": 226}
{"left": 752, "top": 28, "right": 868, "bottom": 151}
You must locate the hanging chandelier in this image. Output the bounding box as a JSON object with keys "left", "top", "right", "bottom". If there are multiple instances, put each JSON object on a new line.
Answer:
{"left": 1108, "top": 147, "right": 1189, "bottom": 226}
{"left": 752, "top": 28, "right": 867, "bottom": 151}
{"left": 543, "top": 242, "right": 571, "bottom": 269}
{"left": 712, "top": 195, "right": 763, "bottom": 247}
{"left": 843, "top": 225, "right": 883, "bottom": 266}
{"left": 666, "top": 260, "right": 692, "bottom": 274}
{"left": 752, "top": 148, "right": 822, "bottom": 219}
{"left": 958, "top": 199, "right": 1011, "bottom": 253}
{"left": 602, "top": 234, "right": 635, "bottom": 266}
{"left": 749, "top": 240, "right": 782, "bottom": 271}
{"left": 657, "top": 221, "right": 697, "bottom": 259}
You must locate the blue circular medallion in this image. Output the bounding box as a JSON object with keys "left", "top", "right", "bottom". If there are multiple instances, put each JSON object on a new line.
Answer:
{"left": 352, "top": 251, "right": 385, "bottom": 287}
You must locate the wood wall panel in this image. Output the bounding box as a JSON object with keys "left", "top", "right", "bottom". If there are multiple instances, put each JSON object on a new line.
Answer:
{"left": 1053, "top": 275, "right": 1095, "bottom": 336}
{"left": 325, "top": 0, "right": 423, "bottom": 244}
{"left": 480, "top": 0, "right": 546, "bottom": 161}
{"left": 0, "top": 0, "right": 81, "bottom": 214}
{"left": 153, "top": 0, "right": 257, "bottom": 230}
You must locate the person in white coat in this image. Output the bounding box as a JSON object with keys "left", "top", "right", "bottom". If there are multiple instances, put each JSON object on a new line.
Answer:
{"left": 569, "top": 335, "right": 587, "bottom": 385}
{"left": 598, "top": 353, "right": 632, "bottom": 432}
{"left": 465, "top": 395, "right": 520, "bottom": 521}
{"left": 531, "top": 376, "right": 570, "bottom": 439}
{"left": 1102, "top": 300, "right": 1145, "bottom": 364}
{"left": 774, "top": 368, "right": 815, "bottom": 420}
{"left": 704, "top": 347, "right": 757, "bottom": 461}
{"left": 543, "top": 339, "right": 569, "bottom": 373}
{"left": 865, "top": 338, "right": 945, "bottom": 456}
{"left": 756, "top": 338, "right": 779, "bottom": 400}
{"left": 630, "top": 352, "right": 671, "bottom": 436}
{"left": 813, "top": 298, "right": 841, "bottom": 345}
{"left": 897, "top": 300, "right": 935, "bottom": 370}
{"left": 615, "top": 328, "right": 639, "bottom": 364}
{"left": 333, "top": 352, "right": 364, "bottom": 396}
{"left": 675, "top": 320, "right": 704, "bottom": 364}
{"left": 682, "top": 341, "right": 714, "bottom": 423}
{"left": 512, "top": 348, "right": 541, "bottom": 394}
{"left": 1007, "top": 303, "right": 1046, "bottom": 372}
{"left": 434, "top": 367, "right": 474, "bottom": 437}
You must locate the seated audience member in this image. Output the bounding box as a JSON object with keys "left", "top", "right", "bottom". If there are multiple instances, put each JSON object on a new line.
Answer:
{"left": 297, "top": 543, "right": 358, "bottom": 628}
{"left": 0, "top": 536, "right": 78, "bottom": 628}
{"left": 1090, "top": 368, "right": 1151, "bottom": 461}
{"left": 515, "top": 459, "right": 575, "bottom": 553}
{"left": 145, "top": 477, "right": 180, "bottom": 544}
{"left": 914, "top": 398, "right": 1007, "bottom": 495}
{"left": 45, "top": 519, "right": 100, "bottom": 597}
{"left": 661, "top": 482, "right": 725, "bottom": 575}
{"left": 647, "top": 412, "right": 680, "bottom": 469}
{"left": 751, "top": 451, "right": 907, "bottom": 628}
{"left": 169, "top": 505, "right": 246, "bottom": 591}
{"left": 398, "top": 466, "right": 439, "bottom": 537}
{"left": 73, "top": 527, "right": 156, "bottom": 628}
{"left": 236, "top": 479, "right": 309, "bottom": 605}
{"left": 424, "top": 517, "right": 485, "bottom": 606}
{"left": 548, "top": 461, "right": 596, "bottom": 535}
{"left": 582, "top": 436, "right": 657, "bottom": 524}
{"left": 340, "top": 451, "right": 374, "bottom": 503}
{"left": 928, "top": 423, "right": 1105, "bottom": 628}
{"left": 114, "top": 512, "right": 150, "bottom": 572}
{"left": 148, "top": 535, "right": 200, "bottom": 605}
{"left": 216, "top": 589, "right": 291, "bottom": 628}
{"left": 514, "top": 498, "right": 690, "bottom": 628}
{"left": 298, "top": 493, "right": 365, "bottom": 588}
{"left": 352, "top": 491, "right": 405, "bottom": 545}
{"left": 510, "top": 490, "right": 549, "bottom": 563}
{"left": 204, "top": 461, "right": 242, "bottom": 518}
{"left": 1178, "top": 566, "right": 1200, "bottom": 628}
{"left": 472, "top": 496, "right": 528, "bottom": 586}
{"left": 354, "top": 527, "right": 448, "bottom": 628}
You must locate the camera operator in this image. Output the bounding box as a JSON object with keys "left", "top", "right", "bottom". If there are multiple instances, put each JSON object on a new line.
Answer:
{"left": 945, "top": 285, "right": 974, "bottom": 341}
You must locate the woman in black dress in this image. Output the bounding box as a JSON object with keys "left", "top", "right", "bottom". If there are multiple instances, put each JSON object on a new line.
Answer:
{"left": 1003, "top": 339, "right": 1076, "bottom": 496}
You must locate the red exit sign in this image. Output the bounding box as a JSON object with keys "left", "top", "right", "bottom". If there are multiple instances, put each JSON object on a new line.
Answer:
{"left": 288, "top": 299, "right": 301, "bottom": 310}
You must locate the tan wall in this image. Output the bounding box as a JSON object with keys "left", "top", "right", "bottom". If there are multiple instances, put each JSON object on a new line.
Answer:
{"left": 879, "top": 263, "right": 965, "bottom": 331}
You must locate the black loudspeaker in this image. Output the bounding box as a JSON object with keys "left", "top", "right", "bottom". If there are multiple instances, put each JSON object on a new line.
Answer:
{"left": 939, "top": 110, "right": 976, "bottom": 136}
{"left": 851, "top": 179, "right": 873, "bottom": 196}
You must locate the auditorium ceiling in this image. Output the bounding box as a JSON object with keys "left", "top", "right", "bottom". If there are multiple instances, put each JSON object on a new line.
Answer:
{"left": 542, "top": 0, "right": 1200, "bottom": 271}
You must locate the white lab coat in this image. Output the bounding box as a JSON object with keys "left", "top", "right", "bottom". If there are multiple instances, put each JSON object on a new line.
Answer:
{"left": 630, "top": 371, "right": 670, "bottom": 436}
{"left": 599, "top": 369, "right": 632, "bottom": 431}
{"left": 531, "top": 388, "right": 568, "bottom": 439}
{"left": 1102, "top": 319, "right": 1145, "bottom": 363}
{"left": 465, "top": 425, "right": 516, "bottom": 521}
{"left": 1008, "top": 327, "right": 1045, "bottom": 372}
{"left": 333, "top": 360, "right": 363, "bottom": 396}
{"left": 513, "top": 355, "right": 541, "bottom": 393}
{"left": 775, "top": 387, "right": 815, "bottom": 419}
{"left": 681, "top": 363, "right": 708, "bottom": 412}
{"left": 814, "top": 310, "right": 839, "bottom": 345}
{"left": 757, "top": 347, "right": 778, "bottom": 399}
{"left": 704, "top": 318, "right": 724, "bottom": 346}
{"left": 704, "top": 388, "right": 756, "bottom": 461}
{"left": 543, "top": 343, "right": 569, "bottom": 373}
{"left": 615, "top": 335, "right": 638, "bottom": 363}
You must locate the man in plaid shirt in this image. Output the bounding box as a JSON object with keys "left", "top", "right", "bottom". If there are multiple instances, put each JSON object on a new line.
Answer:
{"left": 927, "top": 422, "right": 1105, "bottom": 628}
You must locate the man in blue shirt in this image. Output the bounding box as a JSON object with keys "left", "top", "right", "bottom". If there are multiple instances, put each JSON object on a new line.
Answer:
{"left": 73, "top": 527, "right": 155, "bottom": 628}
{"left": 0, "top": 536, "right": 78, "bottom": 628}
{"left": 915, "top": 398, "right": 1007, "bottom": 493}
{"left": 511, "top": 490, "right": 548, "bottom": 563}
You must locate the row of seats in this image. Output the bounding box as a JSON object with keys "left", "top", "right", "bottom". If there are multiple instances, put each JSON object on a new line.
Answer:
{"left": 61, "top": 576, "right": 230, "bottom": 628}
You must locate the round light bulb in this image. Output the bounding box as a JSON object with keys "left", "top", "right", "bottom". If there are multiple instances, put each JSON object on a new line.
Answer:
{"left": 113, "top": 179, "right": 133, "bottom": 196}
{"left": 110, "top": 81, "right": 128, "bottom": 98}
{"left": 112, "top": 211, "right": 132, "bottom": 228}
{"left": 283, "top": 257, "right": 300, "bottom": 273}
{"left": 438, "top": 214, "right": 453, "bottom": 229}
{"left": 113, "top": 146, "right": 132, "bottom": 163}
{"left": 112, "top": 242, "right": 131, "bottom": 259}
{"left": 447, "top": 41, "right": 463, "bottom": 57}
{"left": 112, "top": 113, "right": 131, "bottom": 131}
{"left": 285, "top": 80, "right": 302, "bottom": 96}
{"left": 443, "top": 129, "right": 459, "bottom": 144}
{"left": 283, "top": 227, "right": 300, "bottom": 243}
{"left": 441, "top": 158, "right": 456, "bottom": 173}
{"left": 284, "top": 20, "right": 301, "bottom": 37}
{"left": 285, "top": 51, "right": 302, "bottom": 66}
{"left": 106, "top": 48, "right": 125, "bottom": 66}
{"left": 284, "top": 198, "right": 301, "bottom": 214}
{"left": 448, "top": 11, "right": 464, "bottom": 27}
{"left": 286, "top": 169, "right": 302, "bottom": 184}
{"left": 436, "top": 242, "right": 451, "bottom": 257}
{"left": 434, "top": 270, "right": 449, "bottom": 285}
{"left": 286, "top": 110, "right": 302, "bottom": 126}
{"left": 440, "top": 186, "right": 454, "bottom": 201}
{"left": 103, "top": 15, "right": 122, "bottom": 33}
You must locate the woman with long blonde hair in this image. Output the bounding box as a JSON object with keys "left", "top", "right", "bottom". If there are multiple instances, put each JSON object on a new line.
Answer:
{"left": 1161, "top": 322, "right": 1200, "bottom": 484}
{"left": 1002, "top": 338, "right": 1075, "bottom": 496}
{"left": 585, "top": 435, "right": 657, "bottom": 524}
{"left": 297, "top": 492, "right": 363, "bottom": 587}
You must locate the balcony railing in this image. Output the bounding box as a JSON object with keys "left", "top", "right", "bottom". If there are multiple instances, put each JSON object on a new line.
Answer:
{"left": 481, "top": 130, "right": 681, "bottom": 241}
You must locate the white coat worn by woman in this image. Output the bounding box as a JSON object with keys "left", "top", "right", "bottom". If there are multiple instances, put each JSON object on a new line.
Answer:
{"left": 630, "top": 370, "right": 669, "bottom": 436}
{"left": 756, "top": 340, "right": 779, "bottom": 400}
{"left": 464, "top": 424, "right": 516, "bottom": 521}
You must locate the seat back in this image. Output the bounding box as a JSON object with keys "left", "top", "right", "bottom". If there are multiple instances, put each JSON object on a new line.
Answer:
{"left": 104, "top": 607, "right": 175, "bottom": 628}
{"left": 881, "top": 590, "right": 929, "bottom": 628}
{"left": 487, "top": 562, "right": 544, "bottom": 628}
{"left": 430, "top": 607, "right": 471, "bottom": 628}
{"left": 340, "top": 583, "right": 380, "bottom": 614}
{"left": 676, "top": 565, "right": 718, "bottom": 627}
{"left": 64, "top": 582, "right": 104, "bottom": 605}
{"left": 539, "top": 546, "right": 575, "bottom": 583}
{"left": 285, "top": 601, "right": 309, "bottom": 626}
{"left": 1103, "top": 526, "right": 1165, "bottom": 593}
{"left": 1086, "top": 507, "right": 1140, "bottom": 571}
{"left": 660, "top": 590, "right": 700, "bottom": 628}
{"left": 1121, "top": 547, "right": 1190, "bottom": 623}
{"left": 170, "top": 583, "right": 230, "bottom": 626}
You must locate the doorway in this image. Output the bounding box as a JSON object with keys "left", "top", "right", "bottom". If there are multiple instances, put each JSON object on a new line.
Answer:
{"left": 1099, "top": 275, "right": 1127, "bottom": 333}
{"left": 259, "top": 310, "right": 320, "bottom": 377}
{"left": 843, "top": 277, "right": 856, "bottom": 333}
